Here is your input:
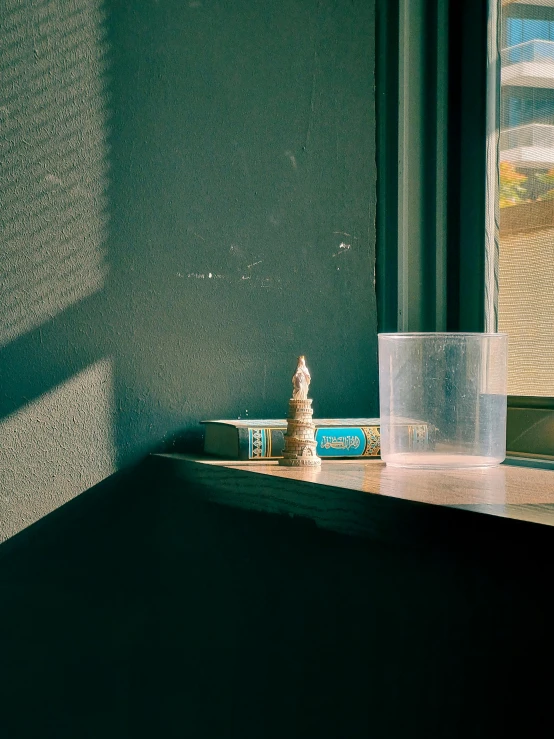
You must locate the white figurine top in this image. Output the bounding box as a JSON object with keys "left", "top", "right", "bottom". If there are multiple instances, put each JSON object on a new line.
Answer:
{"left": 292, "top": 355, "right": 311, "bottom": 400}
{"left": 280, "top": 355, "right": 321, "bottom": 467}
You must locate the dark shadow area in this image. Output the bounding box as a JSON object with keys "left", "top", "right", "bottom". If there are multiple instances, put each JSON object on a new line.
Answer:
{"left": 1, "top": 457, "right": 552, "bottom": 738}
{"left": 0, "top": 462, "right": 156, "bottom": 738}
{"left": 0, "top": 294, "right": 106, "bottom": 421}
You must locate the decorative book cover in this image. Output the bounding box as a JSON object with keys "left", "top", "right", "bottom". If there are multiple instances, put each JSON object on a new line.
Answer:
{"left": 201, "top": 419, "right": 429, "bottom": 460}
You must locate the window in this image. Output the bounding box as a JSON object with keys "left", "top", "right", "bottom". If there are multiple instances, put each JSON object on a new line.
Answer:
{"left": 498, "top": 0, "right": 554, "bottom": 398}
{"left": 376, "top": 0, "right": 554, "bottom": 462}
{"left": 495, "top": 0, "right": 554, "bottom": 459}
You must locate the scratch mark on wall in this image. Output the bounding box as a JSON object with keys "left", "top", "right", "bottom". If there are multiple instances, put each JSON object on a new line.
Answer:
{"left": 187, "top": 272, "right": 224, "bottom": 280}
{"left": 333, "top": 231, "right": 358, "bottom": 240}
{"left": 332, "top": 243, "right": 351, "bottom": 257}
{"left": 284, "top": 150, "right": 297, "bottom": 169}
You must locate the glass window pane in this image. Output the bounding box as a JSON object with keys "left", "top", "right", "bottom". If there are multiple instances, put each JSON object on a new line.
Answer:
{"left": 522, "top": 19, "right": 550, "bottom": 43}
{"left": 498, "top": 0, "right": 554, "bottom": 396}
{"left": 507, "top": 18, "right": 523, "bottom": 46}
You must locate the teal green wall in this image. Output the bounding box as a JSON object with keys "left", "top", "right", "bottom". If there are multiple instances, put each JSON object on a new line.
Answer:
{"left": 0, "top": 0, "right": 377, "bottom": 540}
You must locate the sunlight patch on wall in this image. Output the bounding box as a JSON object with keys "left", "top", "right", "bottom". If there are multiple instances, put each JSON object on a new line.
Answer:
{"left": 0, "top": 0, "right": 110, "bottom": 348}
{"left": 0, "top": 358, "right": 115, "bottom": 543}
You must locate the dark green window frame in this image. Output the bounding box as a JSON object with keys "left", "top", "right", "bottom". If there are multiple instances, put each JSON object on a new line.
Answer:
{"left": 375, "top": 0, "right": 554, "bottom": 463}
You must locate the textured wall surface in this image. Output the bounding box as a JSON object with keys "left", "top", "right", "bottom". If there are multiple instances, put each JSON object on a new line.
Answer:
{"left": 1, "top": 0, "right": 377, "bottom": 541}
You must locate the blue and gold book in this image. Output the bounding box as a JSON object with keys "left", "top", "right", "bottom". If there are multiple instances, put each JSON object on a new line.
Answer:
{"left": 201, "top": 418, "right": 429, "bottom": 460}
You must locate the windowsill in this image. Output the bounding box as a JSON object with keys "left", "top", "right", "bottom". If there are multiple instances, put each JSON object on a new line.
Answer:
{"left": 504, "top": 454, "right": 554, "bottom": 470}
{"left": 151, "top": 454, "right": 554, "bottom": 553}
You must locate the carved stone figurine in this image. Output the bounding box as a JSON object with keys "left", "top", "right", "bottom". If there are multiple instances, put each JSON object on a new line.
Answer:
{"left": 292, "top": 355, "right": 311, "bottom": 400}
{"left": 279, "top": 356, "right": 321, "bottom": 467}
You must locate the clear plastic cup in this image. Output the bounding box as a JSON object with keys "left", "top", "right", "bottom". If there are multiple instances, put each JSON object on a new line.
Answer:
{"left": 378, "top": 332, "right": 508, "bottom": 468}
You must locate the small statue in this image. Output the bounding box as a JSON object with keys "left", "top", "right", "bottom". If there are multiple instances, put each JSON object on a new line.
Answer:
{"left": 292, "top": 355, "right": 311, "bottom": 400}
{"left": 279, "top": 355, "right": 321, "bottom": 467}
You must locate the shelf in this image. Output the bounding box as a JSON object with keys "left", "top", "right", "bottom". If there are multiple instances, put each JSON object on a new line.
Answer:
{"left": 151, "top": 454, "right": 554, "bottom": 555}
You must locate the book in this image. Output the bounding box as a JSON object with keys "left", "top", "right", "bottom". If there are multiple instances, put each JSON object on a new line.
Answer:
{"left": 201, "top": 418, "right": 430, "bottom": 461}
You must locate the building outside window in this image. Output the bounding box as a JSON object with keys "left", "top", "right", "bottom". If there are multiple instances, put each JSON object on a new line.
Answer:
{"left": 499, "top": 0, "right": 554, "bottom": 397}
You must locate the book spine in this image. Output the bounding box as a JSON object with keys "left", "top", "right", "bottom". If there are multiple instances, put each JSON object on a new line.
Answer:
{"left": 244, "top": 424, "right": 430, "bottom": 460}
{"left": 245, "top": 426, "right": 378, "bottom": 459}
{"left": 316, "top": 427, "right": 381, "bottom": 458}
{"left": 236, "top": 427, "right": 286, "bottom": 460}
{"left": 244, "top": 427, "right": 285, "bottom": 460}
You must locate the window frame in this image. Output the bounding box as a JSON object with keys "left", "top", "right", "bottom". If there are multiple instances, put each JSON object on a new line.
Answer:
{"left": 375, "top": 0, "right": 554, "bottom": 462}
{"left": 376, "top": 0, "right": 488, "bottom": 333}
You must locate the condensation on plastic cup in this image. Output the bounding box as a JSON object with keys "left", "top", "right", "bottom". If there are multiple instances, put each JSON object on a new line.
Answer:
{"left": 378, "top": 332, "right": 508, "bottom": 469}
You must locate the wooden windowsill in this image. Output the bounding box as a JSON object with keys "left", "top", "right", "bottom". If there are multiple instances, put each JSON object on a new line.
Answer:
{"left": 151, "top": 454, "right": 554, "bottom": 554}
